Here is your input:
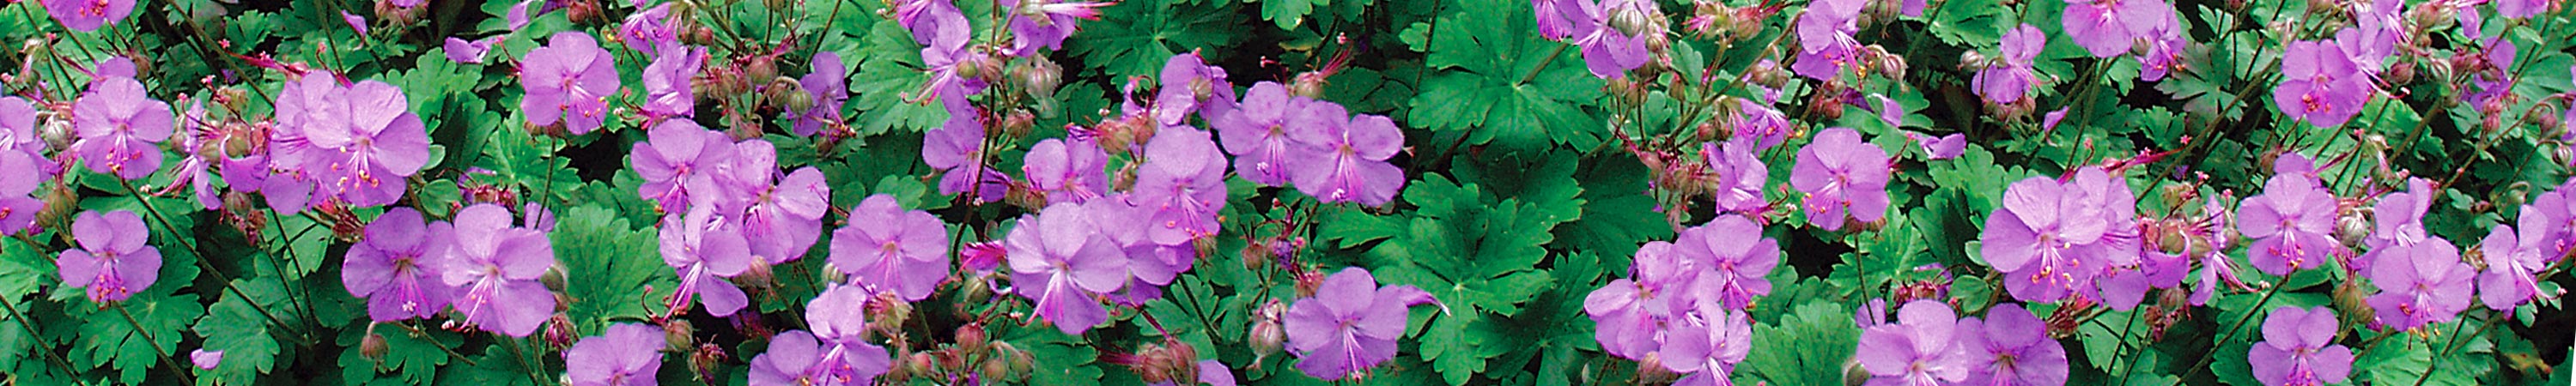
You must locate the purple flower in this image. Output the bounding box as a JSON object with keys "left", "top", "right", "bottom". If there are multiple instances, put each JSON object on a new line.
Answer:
{"left": 1674, "top": 214, "right": 1778, "bottom": 310}
{"left": 2478, "top": 224, "right": 2548, "bottom": 311}
{"left": 434, "top": 203, "right": 558, "bottom": 337}
{"left": 1791, "top": 0, "right": 1863, "bottom": 80}
{"left": 2061, "top": 0, "right": 2154, "bottom": 57}
{"left": 736, "top": 166, "right": 832, "bottom": 265}
{"left": 1981, "top": 167, "right": 2142, "bottom": 304}
{"left": 1703, "top": 139, "right": 1767, "bottom": 214}
{"left": 2359, "top": 178, "right": 2434, "bottom": 271}
{"left": 1658, "top": 304, "right": 1750, "bottom": 383}
{"left": 1000, "top": 0, "right": 1112, "bottom": 56}
{"left": 632, "top": 120, "right": 733, "bottom": 212}
{"left": 1586, "top": 241, "right": 1691, "bottom": 359}
{"left": 0, "top": 150, "right": 40, "bottom": 235}
{"left": 191, "top": 349, "right": 222, "bottom": 370}
{"left": 659, "top": 207, "right": 753, "bottom": 317}
{"left": 1007, "top": 202, "right": 1131, "bottom": 335}
{"left": 2239, "top": 154, "right": 2340, "bottom": 275}
{"left": 311, "top": 81, "right": 431, "bottom": 208}
{"left": 2521, "top": 179, "right": 2576, "bottom": 258}
{"left": 1790, "top": 128, "right": 1890, "bottom": 231}
{"left": 2366, "top": 237, "right": 2473, "bottom": 330}
{"left": 1900, "top": 131, "right": 1965, "bottom": 160}
{"left": 925, "top": 115, "right": 1011, "bottom": 201}
{"left": 1573, "top": 0, "right": 1657, "bottom": 79}
{"left": 1957, "top": 304, "right": 2068, "bottom": 386}
{"left": 344, "top": 208, "right": 457, "bottom": 322}
{"left": 1211, "top": 81, "right": 1303, "bottom": 186}
{"left": 1855, "top": 300, "right": 1974, "bottom": 386}
{"left": 445, "top": 36, "right": 504, "bottom": 64}
{"left": 73, "top": 76, "right": 172, "bottom": 180}
{"left": 1155, "top": 52, "right": 1234, "bottom": 126}
{"left": 793, "top": 52, "right": 850, "bottom": 136}
{"left": 1134, "top": 128, "right": 1230, "bottom": 244}
{"left": 1288, "top": 105, "right": 1406, "bottom": 206}
{"left": 56, "top": 210, "right": 161, "bottom": 303}
{"left": 914, "top": 0, "right": 987, "bottom": 112}
{"left": 748, "top": 329, "right": 892, "bottom": 386}
{"left": 2498, "top": 0, "right": 2551, "bottom": 19}
{"left": 2249, "top": 306, "right": 2354, "bottom": 386}
{"left": 566, "top": 323, "right": 663, "bottom": 386}
{"left": 619, "top": 3, "right": 681, "bottom": 55}
{"left": 830, "top": 194, "right": 951, "bottom": 302}
{"left": 520, "top": 32, "right": 621, "bottom": 135}
{"left": 1286, "top": 267, "right": 1440, "bottom": 380}
{"left": 2273, "top": 41, "right": 2372, "bottom": 128}
{"left": 640, "top": 45, "right": 704, "bottom": 118}
{"left": 1024, "top": 138, "right": 1110, "bottom": 204}
{"left": 42, "top": 0, "right": 133, "bottom": 32}
{"left": 1533, "top": 0, "right": 1587, "bottom": 40}
{"left": 342, "top": 10, "right": 368, "bottom": 35}
{"left": 1973, "top": 24, "right": 2044, "bottom": 105}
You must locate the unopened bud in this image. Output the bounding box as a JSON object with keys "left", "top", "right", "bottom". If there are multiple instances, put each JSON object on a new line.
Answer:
{"left": 1294, "top": 268, "right": 1326, "bottom": 298}
{"left": 664, "top": 319, "right": 696, "bottom": 353}
{"left": 360, "top": 329, "right": 390, "bottom": 361}
{"left": 957, "top": 323, "right": 988, "bottom": 355}
{"left": 2336, "top": 208, "right": 2372, "bottom": 250}
{"left": 746, "top": 55, "right": 779, "bottom": 83}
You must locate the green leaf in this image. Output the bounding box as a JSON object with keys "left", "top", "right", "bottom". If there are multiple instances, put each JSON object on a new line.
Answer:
{"left": 1742, "top": 301, "right": 1860, "bottom": 386}
{"left": 1017, "top": 327, "right": 1106, "bottom": 385}
{"left": 79, "top": 293, "right": 203, "bottom": 384}
{"left": 1066, "top": 0, "right": 1244, "bottom": 78}
{"left": 193, "top": 278, "right": 287, "bottom": 385}
{"left": 1415, "top": 310, "right": 1505, "bottom": 385}
{"left": 1409, "top": 0, "right": 1603, "bottom": 154}
{"left": 1928, "top": 0, "right": 2013, "bottom": 46}
{"left": 1259, "top": 0, "right": 1324, "bottom": 29}
{"left": 552, "top": 203, "right": 675, "bottom": 326}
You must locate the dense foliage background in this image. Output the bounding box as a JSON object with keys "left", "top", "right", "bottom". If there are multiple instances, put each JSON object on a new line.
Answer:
{"left": 0, "top": 0, "right": 2574, "bottom": 383}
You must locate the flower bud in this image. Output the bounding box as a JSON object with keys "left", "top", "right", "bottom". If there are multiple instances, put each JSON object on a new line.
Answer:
{"left": 566, "top": 0, "right": 603, "bottom": 23}
{"left": 360, "top": 329, "right": 390, "bottom": 361}
{"left": 1290, "top": 70, "right": 1332, "bottom": 99}
{"left": 2330, "top": 279, "right": 2374, "bottom": 325}
{"left": 690, "top": 342, "right": 728, "bottom": 378}
{"left": 544, "top": 313, "right": 577, "bottom": 350}
{"left": 868, "top": 291, "right": 914, "bottom": 339}
{"left": 957, "top": 323, "right": 988, "bottom": 354}
{"left": 664, "top": 319, "right": 696, "bottom": 353}
{"left": 1294, "top": 268, "right": 1326, "bottom": 298}
{"left": 746, "top": 55, "right": 779, "bottom": 83}
{"left": 40, "top": 116, "right": 75, "bottom": 151}
{"left": 2336, "top": 208, "right": 2372, "bottom": 250}
{"left": 1015, "top": 55, "right": 1064, "bottom": 99}
{"left": 896, "top": 352, "right": 937, "bottom": 381}
{"left": 1249, "top": 299, "right": 1287, "bottom": 359}
{"left": 2384, "top": 58, "right": 2416, "bottom": 86}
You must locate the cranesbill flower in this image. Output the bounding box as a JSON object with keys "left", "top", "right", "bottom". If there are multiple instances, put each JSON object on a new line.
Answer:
{"left": 1585, "top": 241, "right": 1691, "bottom": 359}
{"left": 2360, "top": 178, "right": 2434, "bottom": 271}
{"left": 1732, "top": 100, "right": 1792, "bottom": 151}
{"left": 42, "top": 0, "right": 133, "bottom": 32}
{"left": 749, "top": 329, "right": 893, "bottom": 386}
{"left": 1981, "top": 170, "right": 2126, "bottom": 304}
{"left": 1658, "top": 303, "right": 1750, "bottom": 384}
{"left": 1024, "top": 138, "right": 1109, "bottom": 205}
{"left": 1155, "top": 52, "right": 1234, "bottom": 126}
{"left": 1673, "top": 214, "right": 1778, "bottom": 311}
{"left": 1957, "top": 304, "right": 2069, "bottom": 386}
{"left": 1211, "top": 81, "right": 1303, "bottom": 185}
{"left": 0, "top": 150, "right": 40, "bottom": 235}
{"left": 311, "top": 81, "right": 431, "bottom": 208}
{"left": 447, "top": 36, "right": 504, "bottom": 64}
{"left": 1704, "top": 139, "right": 1767, "bottom": 214}
{"left": 2498, "top": 0, "right": 2551, "bottom": 19}
{"left": 1856, "top": 300, "right": 1974, "bottom": 386}
{"left": 1574, "top": 0, "right": 1658, "bottom": 79}
{"left": 0, "top": 96, "right": 39, "bottom": 154}
{"left": 1001, "top": 0, "right": 1112, "bottom": 57}
{"left": 2239, "top": 154, "right": 2340, "bottom": 275}
{"left": 1790, "top": 128, "right": 1890, "bottom": 231}
{"left": 2477, "top": 224, "right": 2547, "bottom": 311}
{"left": 2273, "top": 41, "right": 2372, "bottom": 128}
{"left": 520, "top": 32, "right": 621, "bottom": 135}
{"left": 2062, "top": 0, "right": 2155, "bottom": 57}
{"left": 56, "top": 210, "right": 161, "bottom": 303}
{"left": 618, "top": 3, "right": 680, "bottom": 55}
{"left": 1901, "top": 131, "right": 1966, "bottom": 160}
{"left": 793, "top": 52, "right": 850, "bottom": 136}
{"left": 925, "top": 115, "right": 1010, "bottom": 201}
{"left": 2521, "top": 178, "right": 2576, "bottom": 258}
{"left": 737, "top": 166, "right": 832, "bottom": 265}
{"left": 1134, "top": 128, "right": 1229, "bottom": 245}
{"left": 831, "top": 194, "right": 951, "bottom": 302}
{"left": 191, "top": 349, "right": 222, "bottom": 370}
{"left": 2249, "top": 306, "right": 2354, "bottom": 386}
{"left": 1533, "top": 0, "right": 1587, "bottom": 40}
{"left": 1973, "top": 24, "right": 2044, "bottom": 105}
{"left": 640, "top": 45, "right": 704, "bottom": 118}
{"left": 659, "top": 207, "right": 752, "bottom": 317}
{"left": 1289, "top": 105, "right": 1406, "bottom": 206}
{"left": 1007, "top": 202, "right": 1131, "bottom": 335}
{"left": 1791, "top": 0, "right": 1863, "bottom": 80}
{"left": 434, "top": 203, "right": 559, "bottom": 337}
{"left": 344, "top": 208, "right": 456, "bottom": 322}
{"left": 633, "top": 120, "right": 734, "bottom": 212}
{"left": 2366, "top": 237, "right": 2473, "bottom": 330}
{"left": 1286, "top": 267, "right": 1440, "bottom": 381}
{"left": 73, "top": 76, "right": 172, "bottom": 181}
{"left": 566, "top": 323, "right": 663, "bottom": 386}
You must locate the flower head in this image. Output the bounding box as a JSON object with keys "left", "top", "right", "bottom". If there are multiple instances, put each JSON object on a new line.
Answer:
{"left": 793, "top": 52, "right": 850, "bottom": 136}
{"left": 925, "top": 115, "right": 1011, "bottom": 201}
{"left": 1586, "top": 241, "right": 1691, "bottom": 359}
{"left": 1288, "top": 104, "right": 1406, "bottom": 207}
{"left": 2273, "top": 41, "right": 2372, "bottom": 128}
{"left": 1574, "top": 0, "right": 1659, "bottom": 78}
{"left": 1674, "top": 215, "right": 1779, "bottom": 310}
{"left": 1958, "top": 304, "right": 2069, "bottom": 386}
{"left": 1135, "top": 128, "right": 1230, "bottom": 244}
{"left": 434, "top": 203, "right": 559, "bottom": 337}
{"left": 633, "top": 120, "right": 734, "bottom": 212}
{"left": 2239, "top": 154, "right": 2340, "bottom": 275}
{"left": 344, "top": 208, "right": 457, "bottom": 322}
{"left": 1791, "top": 0, "right": 1864, "bottom": 80}
{"left": 659, "top": 207, "right": 753, "bottom": 317}
{"left": 1006, "top": 202, "right": 1131, "bottom": 335}
{"left": 73, "top": 76, "right": 173, "bottom": 181}
{"left": 640, "top": 45, "right": 705, "bottom": 118}
{"left": 1286, "top": 268, "right": 1440, "bottom": 380}
{"left": 520, "top": 32, "right": 622, "bottom": 135}
{"left": 1981, "top": 167, "right": 2142, "bottom": 303}
{"left": 1155, "top": 52, "right": 1234, "bottom": 126}
{"left": 2250, "top": 306, "right": 2354, "bottom": 386}
{"left": 566, "top": 323, "right": 663, "bottom": 386}
{"left": 1704, "top": 139, "right": 1768, "bottom": 214}
{"left": 311, "top": 81, "right": 431, "bottom": 208}
{"left": 56, "top": 209, "right": 161, "bottom": 303}
{"left": 1856, "top": 300, "right": 1975, "bottom": 386}
{"left": 2359, "top": 178, "right": 2435, "bottom": 271}
{"left": 1001, "top": 0, "right": 1113, "bottom": 57}
{"left": 1024, "top": 138, "right": 1109, "bottom": 205}
{"left": 2478, "top": 223, "right": 2549, "bottom": 311}
{"left": 1973, "top": 25, "right": 2044, "bottom": 105}
{"left": 749, "top": 329, "right": 892, "bottom": 386}
{"left": 1212, "top": 82, "right": 1305, "bottom": 185}
{"left": 830, "top": 195, "right": 952, "bottom": 302}
{"left": 2062, "top": 0, "right": 2164, "bottom": 57}
{"left": 1791, "top": 128, "right": 1891, "bottom": 231}
{"left": 2366, "top": 237, "right": 2473, "bottom": 330}
{"left": 42, "top": 0, "right": 134, "bottom": 32}
{"left": 618, "top": 3, "right": 681, "bottom": 55}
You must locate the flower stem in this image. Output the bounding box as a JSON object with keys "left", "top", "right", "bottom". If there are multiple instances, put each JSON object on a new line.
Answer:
{"left": 0, "top": 296, "right": 90, "bottom": 386}
{"left": 115, "top": 178, "right": 304, "bottom": 343}
{"left": 113, "top": 303, "right": 197, "bottom": 384}
{"left": 2166, "top": 276, "right": 2285, "bottom": 385}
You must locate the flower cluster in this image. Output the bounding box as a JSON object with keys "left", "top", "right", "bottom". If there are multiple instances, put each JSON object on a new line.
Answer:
{"left": 521, "top": 32, "right": 623, "bottom": 135}
{"left": 1979, "top": 166, "right": 2142, "bottom": 304}
{"left": 749, "top": 284, "right": 894, "bottom": 385}
{"left": 1285, "top": 268, "right": 1441, "bottom": 380}
{"left": 1583, "top": 214, "right": 1775, "bottom": 382}
{"left": 1791, "top": 127, "right": 1891, "bottom": 231}
{"left": 1211, "top": 81, "right": 1406, "bottom": 206}
{"left": 628, "top": 118, "right": 831, "bottom": 317}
